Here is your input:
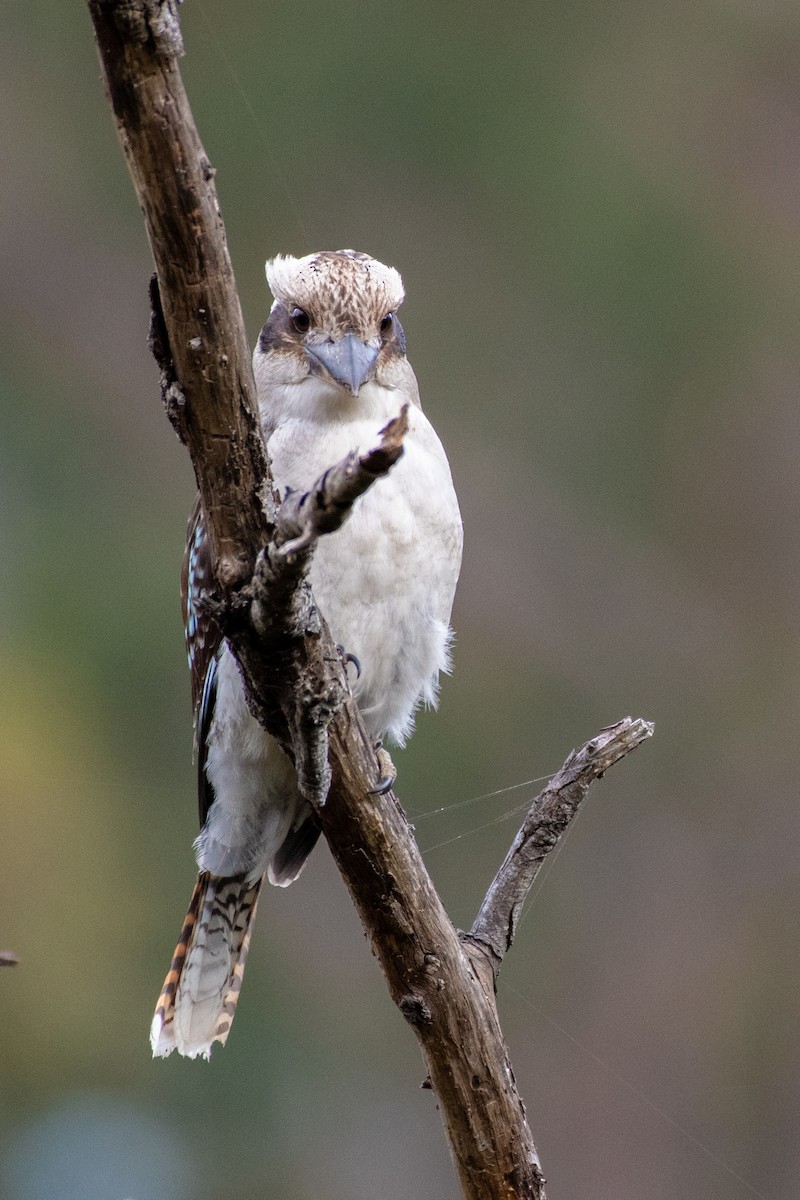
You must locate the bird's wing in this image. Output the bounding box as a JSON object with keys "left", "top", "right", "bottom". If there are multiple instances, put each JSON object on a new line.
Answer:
{"left": 181, "top": 494, "right": 224, "bottom": 824}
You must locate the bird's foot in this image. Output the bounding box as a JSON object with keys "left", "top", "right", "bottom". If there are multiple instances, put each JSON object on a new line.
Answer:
{"left": 336, "top": 644, "right": 362, "bottom": 682}
{"left": 369, "top": 740, "right": 397, "bottom": 795}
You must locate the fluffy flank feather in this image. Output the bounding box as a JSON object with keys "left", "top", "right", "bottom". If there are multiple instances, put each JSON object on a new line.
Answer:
{"left": 150, "top": 872, "right": 262, "bottom": 1059}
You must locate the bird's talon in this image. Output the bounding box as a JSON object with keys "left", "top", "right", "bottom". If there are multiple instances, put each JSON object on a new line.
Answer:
{"left": 369, "top": 742, "right": 397, "bottom": 794}
{"left": 336, "top": 645, "right": 362, "bottom": 680}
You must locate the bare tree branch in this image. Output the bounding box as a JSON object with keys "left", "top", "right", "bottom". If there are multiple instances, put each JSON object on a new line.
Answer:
{"left": 89, "top": 0, "right": 270, "bottom": 592}
{"left": 468, "top": 717, "right": 655, "bottom": 969}
{"left": 88, "top": 5, "right": 653, "bottom": 1198}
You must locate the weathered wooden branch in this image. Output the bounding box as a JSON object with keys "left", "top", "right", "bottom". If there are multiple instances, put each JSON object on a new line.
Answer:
{"left": 90, "top": 0, "right": 270, "bottom": 592}
{"left": 469, "top": 717, "right": 654, "bottom": 969}
{"left": 88, "top": 5, "right": 653, "bottom": 1198}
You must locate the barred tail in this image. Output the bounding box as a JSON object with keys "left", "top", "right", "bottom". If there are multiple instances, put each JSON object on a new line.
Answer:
{"left": 150, "top": 871, "right": 262, "bottom": 1059}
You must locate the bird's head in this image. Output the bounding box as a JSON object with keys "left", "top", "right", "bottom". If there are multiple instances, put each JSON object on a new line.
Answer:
{"left": 255, "top": 250, "right": 409, "bottom": 400}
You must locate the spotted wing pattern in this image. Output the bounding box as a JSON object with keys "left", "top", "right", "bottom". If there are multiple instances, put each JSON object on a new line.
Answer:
{"left": 180, "top": 495, "right": 223, "bottom": 823}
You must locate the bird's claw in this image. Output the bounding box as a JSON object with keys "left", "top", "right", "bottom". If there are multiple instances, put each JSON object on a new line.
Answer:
{"left": 336, "top": 645, "right": 362, "bottom": 681}
{"left": 369, "top": 741, "right": 397, "bottom": 795}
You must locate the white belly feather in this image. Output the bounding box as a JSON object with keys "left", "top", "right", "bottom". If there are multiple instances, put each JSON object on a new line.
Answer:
{"left": 285, "top": 411, "right": 460, "bottom": 740}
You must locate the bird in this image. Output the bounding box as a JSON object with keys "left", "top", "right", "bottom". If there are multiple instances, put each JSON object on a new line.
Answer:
{"left": 150, "top": 250, "right": 463, "bottom": 1058}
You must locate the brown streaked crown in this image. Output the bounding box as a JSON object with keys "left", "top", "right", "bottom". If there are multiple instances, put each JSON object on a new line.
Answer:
{"left": 265, "top": 250, "right": 404, "bottom": 342}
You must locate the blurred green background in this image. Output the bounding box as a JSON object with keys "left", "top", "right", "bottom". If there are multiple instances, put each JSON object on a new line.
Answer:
{"left": 2, "top": 2, "right": 799, "bottom": 1197}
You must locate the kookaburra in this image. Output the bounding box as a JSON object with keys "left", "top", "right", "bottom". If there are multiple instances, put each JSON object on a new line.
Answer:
{"left": 150, "top": 250, "right": 463, "bottom": 1058}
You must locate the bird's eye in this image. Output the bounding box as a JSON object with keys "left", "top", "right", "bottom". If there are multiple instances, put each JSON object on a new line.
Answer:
{"left": 290, "top": 306, "right": 310, "bottom": 333}
{"left": 380, "top": 312, "right": 394, "bottom": 335}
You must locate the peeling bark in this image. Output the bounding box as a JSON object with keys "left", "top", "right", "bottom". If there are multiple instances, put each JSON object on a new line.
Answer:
{"left": 469, "top": 718, "right": 654, "bottom": 969}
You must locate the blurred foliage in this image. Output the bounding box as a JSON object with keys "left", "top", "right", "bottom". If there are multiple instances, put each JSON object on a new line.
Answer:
{"left": 2, "top": 1, "right": 800, "bottom": 1197}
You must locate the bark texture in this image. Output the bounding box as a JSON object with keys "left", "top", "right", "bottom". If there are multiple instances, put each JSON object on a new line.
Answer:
{"left": 469, "top": 718, "right": 654, "bottom": 969}
{"left": 88, "top": 5, "right": 653, "bottom": 1197}
{"left": 90, "top": 0, "right": 270, "bottom": 592}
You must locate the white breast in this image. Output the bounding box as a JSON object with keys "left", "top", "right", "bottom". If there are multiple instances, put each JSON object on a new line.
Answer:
{"left": 264, "top": 377, "right": 462, "bottom": 742}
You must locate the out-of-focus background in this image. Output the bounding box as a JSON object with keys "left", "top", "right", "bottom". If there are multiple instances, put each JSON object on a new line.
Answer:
{"left": 2, "top": 2, "right": 798, "bottom": 1197}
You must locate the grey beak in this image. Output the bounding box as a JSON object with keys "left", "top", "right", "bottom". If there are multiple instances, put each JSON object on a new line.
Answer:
{"left": 307, "top": 333, "right": 379, "bottom": 395}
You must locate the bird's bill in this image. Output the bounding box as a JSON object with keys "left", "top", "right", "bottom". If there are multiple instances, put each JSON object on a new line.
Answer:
{"left": 306, "top": 333, "right": 380, "bottom": 395}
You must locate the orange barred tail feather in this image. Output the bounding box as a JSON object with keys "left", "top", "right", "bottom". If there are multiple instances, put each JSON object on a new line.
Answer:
{"left": 150, "top": 871, "right": 262, "bottom": 1059}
